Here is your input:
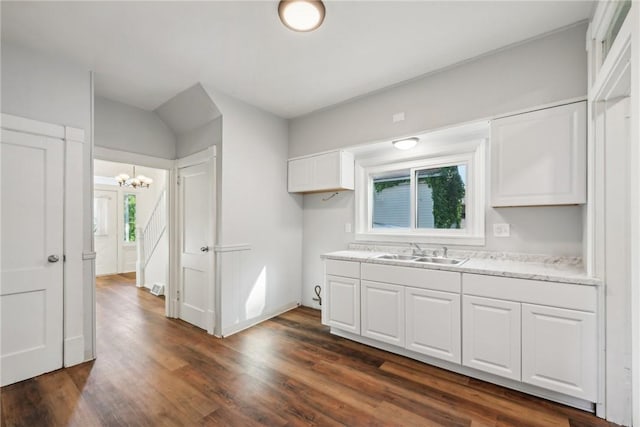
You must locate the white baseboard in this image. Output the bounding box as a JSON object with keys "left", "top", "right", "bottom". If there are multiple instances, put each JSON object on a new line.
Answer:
{"left": 221, "top": 302, "right": 300, "bottom": 337}
{"left": 64, "top": 335, "right": 85, "bottom": 367}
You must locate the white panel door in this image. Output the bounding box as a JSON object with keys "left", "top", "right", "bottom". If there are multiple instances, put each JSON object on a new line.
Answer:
{"left": 178, "top": 162, "right": 212, "bottom": 330}
{"left": 1, "top": 129, "right": 64, "bottom": 386}
{"left": 462, "top": 295, "right": 521, "bottom": 380}
{"left": 405, "top": 287, "right": 461, "bottom": 364}
{"left": 326, "top": 275, "right": 360, "bottom": 334}
{"left": 93, "top": 190, "right": 118, "bottom": 276}
{"left": 522, "top": 304, "right": 597, "bottom": 400}
{"left": 361, "top": 281, "right": 404, "bottom": 347}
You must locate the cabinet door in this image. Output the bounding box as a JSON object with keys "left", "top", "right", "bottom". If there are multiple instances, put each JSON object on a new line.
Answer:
{"left": 491, "top": 101, "right": 586, "bottom": 206}
{"left": 361, "top": 281, "right": 404, "bottom": 347}
{"left": 287, "top": 157, "right": 312, "bottom": 192}
{"left": 405, "top": 287, "right": 461, "bottom": 364}
{"left": 462, "top": 295, "right": 521, "bottom": 380}
{"left": 312, "top": 151, "right": 341, "bottom": 190}
{"left": 522, "top": 304, "right": 597, "bottom": 400}
{"left": 326, "top": 275, "right": 360, "bottom": 334}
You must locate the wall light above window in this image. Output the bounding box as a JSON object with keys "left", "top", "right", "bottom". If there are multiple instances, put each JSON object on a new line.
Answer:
{"left": 392, "top": 137, "right": 419, "bottom": 150}
{"left": 278, "top": 0, "right": 326, "bottom": 32}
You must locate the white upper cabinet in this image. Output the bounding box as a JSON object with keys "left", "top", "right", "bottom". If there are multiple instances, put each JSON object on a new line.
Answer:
{"left": 288, "top": 150, "right": 354, "bottom": 193}
{"left": 491, "top": 101, "right": 587, "bottom": 207}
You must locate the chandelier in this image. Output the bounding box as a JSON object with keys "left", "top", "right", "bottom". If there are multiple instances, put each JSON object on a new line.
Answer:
{"left": 114, "top": 165, "right": 152, "bottom": 189}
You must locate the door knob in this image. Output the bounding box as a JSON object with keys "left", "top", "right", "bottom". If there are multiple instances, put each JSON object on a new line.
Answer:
{"left": 48, "top": 255, "right": 60, "bottom": 263}
{"left": 200, "top": 246, "right": 210, "bottom": 252}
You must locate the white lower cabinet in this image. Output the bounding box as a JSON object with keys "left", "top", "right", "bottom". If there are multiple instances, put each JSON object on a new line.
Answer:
{"left": 361, "top": 281, "right": 405, "bottom": 347}
{"left": 326, "top": 275, "right": 360, "bottom": 334}
{"left": 323, "top": 260, "right": 599, "bottom": 406}
{"left": 462, "top": 295, "right": 521, "bottom": 381}
{"left": 405, "top": 287, "right": 461, "bottom": 364}
{"left": 521, "top": 304, "right": 597, "bottom": 401}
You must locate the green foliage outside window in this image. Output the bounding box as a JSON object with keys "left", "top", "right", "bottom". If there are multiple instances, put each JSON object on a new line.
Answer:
{"left": 124, "top": 194, "right": 136, "bottom": 242}
{"left": 419, "top": 166, "right": 465, "bottom": 229}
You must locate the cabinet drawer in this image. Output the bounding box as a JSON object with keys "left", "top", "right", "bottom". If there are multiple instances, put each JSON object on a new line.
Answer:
{"left": 325, "top": 260, "right": 360, "bottom": 278}
{"left": 362, "top": 263, "right": 460, "bottom": 292}
{"left": 462, "top": 273, "right": 596, "bottom": 312}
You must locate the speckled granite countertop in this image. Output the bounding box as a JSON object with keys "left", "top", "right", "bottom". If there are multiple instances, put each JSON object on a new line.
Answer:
{"left": 321, "top": 249, "right": 601, "bottom": 286}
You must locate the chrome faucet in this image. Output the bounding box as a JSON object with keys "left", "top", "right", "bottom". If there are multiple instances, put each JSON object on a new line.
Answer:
{"left": 441, "top": 246, "right": 448, "bottom": 258}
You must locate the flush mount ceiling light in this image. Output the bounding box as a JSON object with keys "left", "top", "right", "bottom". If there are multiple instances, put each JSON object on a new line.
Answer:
{"left": 278, "top": 0, "right": 326, "bottom": 32}
{"left": 392, "top": 137, "right": 420, "bottom": 150}
{"left": 115, "top": 165, "right": 153, "bottom": 189}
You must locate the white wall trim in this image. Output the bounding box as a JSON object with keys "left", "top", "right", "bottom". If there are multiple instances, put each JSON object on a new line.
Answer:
{"left": 63, "top": 335, "right": 85, "bottom": 367}
{"left": 587, "top": 4, "right": 636, "bottom": 423}
{"left": 214, "top": 244, "right": 252, "bottom": 253}
{"left": 354, "top": 138, "right": 486, "bottom": 246}
{"left": 175, "top": 145, "right": 216, "bottom": 168}
{"left": 629, "top": 5, "right": 640, "bottom": 426}
{"left": 220, "top": 302, "right": 300, "bottom": 337}
{"left": 64, "top": 133, "right": 85, "bottom": 367}
{"left": 1, "top": 113, "right": 65, "bottom": 138}
{"left": 64, "top": 126, "right": 85, "bottom": 144}
{"left": 94, "top": 146, "right": 174, "bottom": 170}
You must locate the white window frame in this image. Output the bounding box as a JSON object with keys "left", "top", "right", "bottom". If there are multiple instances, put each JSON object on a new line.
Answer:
{"left": 355, "top": 139, "right": 486, "bottom": 246}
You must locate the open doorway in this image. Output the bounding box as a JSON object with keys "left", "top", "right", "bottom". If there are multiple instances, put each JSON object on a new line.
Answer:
{"left": 93, "top": 159, "right": 169, "bottom": 308}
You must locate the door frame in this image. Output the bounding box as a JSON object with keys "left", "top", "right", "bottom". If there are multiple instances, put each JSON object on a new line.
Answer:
{"left": 587, "top": 5, "right": 638, "bottom": 423}
{"left": 1, "top": 113, "right": 86, "bottom": 368}
{"left": 174, "top": 146, "right": 216, "bottom": 334}
{"left": 93, "top": 146, "right": 174, "bottom": 318}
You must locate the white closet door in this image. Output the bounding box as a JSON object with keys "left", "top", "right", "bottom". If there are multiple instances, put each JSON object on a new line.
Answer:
{"left": 1, "top": 129, "right": 64, "bottom": 386}
{"left": 178, "top": 162, "right": 212, "bottom": 330}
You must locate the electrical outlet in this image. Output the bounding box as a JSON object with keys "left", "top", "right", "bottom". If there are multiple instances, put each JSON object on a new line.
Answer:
{"left": 344, "top": 223, "right": 352, "bottom": 233}
{"left": 493, "top": 223, "right": 510, "bottom": 237}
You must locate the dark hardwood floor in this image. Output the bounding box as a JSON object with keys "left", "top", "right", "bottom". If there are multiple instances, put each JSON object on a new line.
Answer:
{"left": 1, "top": 274, "right": 617, "bottom": 427}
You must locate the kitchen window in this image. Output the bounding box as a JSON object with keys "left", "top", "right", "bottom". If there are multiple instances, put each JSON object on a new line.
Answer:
{"left": 355, "top": 139, "right": 485, "bottom": 245}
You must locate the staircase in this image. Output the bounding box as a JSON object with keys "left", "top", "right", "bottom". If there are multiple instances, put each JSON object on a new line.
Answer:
{"left": 136, "top": 190, "right": 166, "bottom": 287}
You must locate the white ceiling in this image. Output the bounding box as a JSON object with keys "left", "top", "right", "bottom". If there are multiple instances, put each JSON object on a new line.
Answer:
{"left": 1, "top": 1, "right": 593, "bottom": 118}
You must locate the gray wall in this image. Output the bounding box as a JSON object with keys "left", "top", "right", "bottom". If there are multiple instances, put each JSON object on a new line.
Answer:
{"left": 94, "top": 96, "right": 177, "bottom": 159}
{"left": 1, "top": 42, "right": 95, "bottom": 358}
{"left": 289, "top": 23, "right": 588, "bottom": 157}
{"left": 294, "top": 24, "right": 588, "bottom": 308}
{"left": 205, "top": 87, "right": 303, "bottom": 335}
{"left": 176, "top": 116, "right": 222, "bottom": 158}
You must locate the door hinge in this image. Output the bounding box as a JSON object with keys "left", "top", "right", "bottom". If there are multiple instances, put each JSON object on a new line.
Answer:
{"left": 63, "top": 255, "right": 66, "bottom": 262}
{"left": 177, "top": 290, "right": 180, "bottom": 301}
{"left": 177, "top": 176, "right": 181, "bottom": 186}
